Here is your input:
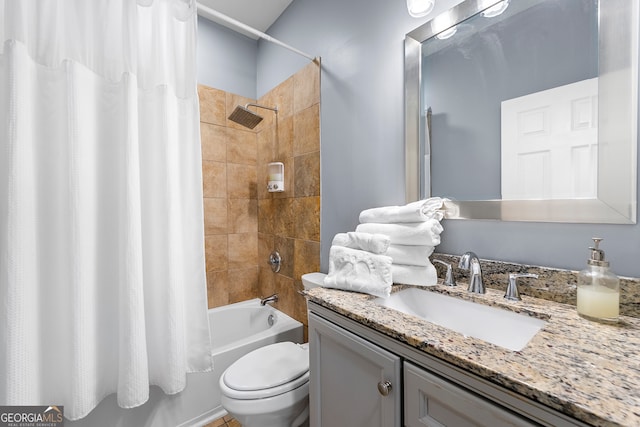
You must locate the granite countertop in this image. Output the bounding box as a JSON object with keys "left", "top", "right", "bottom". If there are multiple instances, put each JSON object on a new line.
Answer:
{"left": 306, "top": 283, "right": 640, "bottom": 427}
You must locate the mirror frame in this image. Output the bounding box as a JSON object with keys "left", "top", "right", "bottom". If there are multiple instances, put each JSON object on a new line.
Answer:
{"left": 405, "top": 0, "right": 639, "bottom": 223}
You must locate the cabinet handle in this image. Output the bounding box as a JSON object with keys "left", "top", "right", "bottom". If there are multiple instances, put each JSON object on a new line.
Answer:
{"left": 377, "top": 380, "right": 392, "bottom": 396}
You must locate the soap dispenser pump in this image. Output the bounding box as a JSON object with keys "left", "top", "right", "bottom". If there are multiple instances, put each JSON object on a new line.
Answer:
{"left": 576, "top": 238, "right": 619, "bottom": 323}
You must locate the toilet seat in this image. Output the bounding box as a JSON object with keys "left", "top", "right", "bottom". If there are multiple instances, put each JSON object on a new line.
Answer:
{"left": 221, "top": 342, "right": 309, "bottom": 400}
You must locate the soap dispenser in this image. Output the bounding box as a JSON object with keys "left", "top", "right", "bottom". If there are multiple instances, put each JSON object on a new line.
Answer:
{"left": 576, "top": 238, "right": 619, "bottom": 323}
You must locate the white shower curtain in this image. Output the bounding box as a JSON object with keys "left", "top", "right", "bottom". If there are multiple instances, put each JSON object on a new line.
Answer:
{"left": 0, "top": 0, "right": 212, "bottom": 420}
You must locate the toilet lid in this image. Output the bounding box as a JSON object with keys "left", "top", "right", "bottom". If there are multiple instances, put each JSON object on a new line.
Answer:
{"left": 223, "top": 342, "right": 309, "bottom": 392}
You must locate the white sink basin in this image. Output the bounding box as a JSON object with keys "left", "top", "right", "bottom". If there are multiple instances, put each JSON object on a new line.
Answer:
{"left": 375, "top": 288, "right": 546, "bottom": 351}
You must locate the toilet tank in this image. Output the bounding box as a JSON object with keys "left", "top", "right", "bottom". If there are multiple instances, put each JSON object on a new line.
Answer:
{"left": 301, "top": 272, "right": 326, "bottom": 290}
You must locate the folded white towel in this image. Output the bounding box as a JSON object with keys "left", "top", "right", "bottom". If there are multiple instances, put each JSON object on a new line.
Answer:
{"left": 359, "top": 197, "right": 446, "bottom": 224}
{"left": 323, "top": 246, "right": 393, "bottom": 298}
{"left": 386, "top": 245, "right": 434, "bottom": 266}
{"left": 331, "top": 232, "right": 390, "bottom": 255}
{"left": 391, "top": 263, "right": 438, "bottom": 286}
{"left": 356, "top": 219, "right": 443, "bottom": 246}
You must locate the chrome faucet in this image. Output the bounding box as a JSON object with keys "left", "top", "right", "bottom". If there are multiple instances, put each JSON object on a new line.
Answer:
{"left": 260, "top": 293, "right": 279, "bottom": 306}
{"left": 458, "top": 251, "right": 485, "bottom": 294}
{"left": 504, "top": 273, "right": 538, "bottom": 301}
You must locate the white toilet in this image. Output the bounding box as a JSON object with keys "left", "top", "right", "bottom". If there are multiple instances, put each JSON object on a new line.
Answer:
{"left": 301, "top": 272, "right": 326, "bottom": 291}
{"left": 219, "top": 273, "right": 326, "bottom": 427}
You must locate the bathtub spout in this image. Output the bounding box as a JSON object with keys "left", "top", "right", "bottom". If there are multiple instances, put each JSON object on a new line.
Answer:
{"left": 260, "top": 294, "right": 279, "bottom": 306}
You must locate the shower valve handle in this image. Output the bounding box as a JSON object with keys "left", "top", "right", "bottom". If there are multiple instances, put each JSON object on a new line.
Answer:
{"left": 268, "top": 251, "right": 281, "bottom": 273}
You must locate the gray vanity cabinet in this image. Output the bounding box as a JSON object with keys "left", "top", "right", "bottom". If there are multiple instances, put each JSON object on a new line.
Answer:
{"left": 308, "top": 312, "right": 401, "bottom": 427}
{"left": 308, "top": 302, "right": 591, "bottom": 427}
{"left": 404, "top": 362, "right": 534, "bottom": 427}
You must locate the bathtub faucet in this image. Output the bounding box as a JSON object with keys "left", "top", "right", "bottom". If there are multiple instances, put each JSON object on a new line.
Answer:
{"left": 260, "top": 294, "right": 279, "bottom": 306}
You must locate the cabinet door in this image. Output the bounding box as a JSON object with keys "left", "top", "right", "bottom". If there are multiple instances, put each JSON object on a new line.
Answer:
{"left": 308, "top": 313, "right": 401, "bottom": 427}
{"left": 404, "top": 362, "right": 535, "bottom": 427}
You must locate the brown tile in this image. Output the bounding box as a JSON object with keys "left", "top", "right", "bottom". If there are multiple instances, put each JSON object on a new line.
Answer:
{"left": 261, "top": 75, "right": 294, "bottom": 120}
{"left": 228, "top": 198, "right": 258, "bottom": 233}
{"left": 258, "top": 199, "right": 275, "bottom": 234}
{"left": 276, "top": 116, "right": 294, "bottom": 160}
{"left": 258, "top": 265, "right": 276, "bottom": 298}
{"left": 293, "top": 239, "right": 321, "bottom": 280}
{"left": 205, "top": 234, "right": 228, "bottom": 272}
{"left": 258, "top": 232, "right": 275, "bottom": 264}
{"left": 257, "top": 125, "right": 277, "bottom": 201}
{"left": 228, "top": 233, "right": 258, "bottom": 269}
{"left": 294, "top": 61, "right": 320, "bottom": 113}
{"left": 228, "top": 267, "right": 259, "bottom": 303}
{"left": 274, "top": 274, "right": 297, "bottom": 320}
{"left": 201, "top": 123, "right": 226, "bottom": 162}
{"left": 274, "top": 236, "right": 295, "bottom": 279}
{"left": 254, "top": 110, "right": 278, "bottom": 133}
{"left": 227, "top": 163, "right": 257, "bottom": 199}
{"left": 207, "top": 270, "right": 229, "bottom": 308}
{"left": 291, "top": 279, "right": 308, "bottom": 326}
{"left": 294, "top": 196, "right": 320, "bottom": 241}
{"left": 227, "top": 419, "right": 242, "bottom": 427}
{"left": 197, "top": 84, "right": 322, "bottom": 328}
{"left": 294, "top": 151, "right": 320, "bottom": 197}
{"left": 203, "top": 198, "right": 228, "bottom": 235}
{"left": 198, "top": 85, "right": 226, "bottom": 126}
{"left": 203, "top": 417, "right": 226, "bottom": 427}
{"left": 273, "top": 198, "right": 296, "bottom": 238}
{"left": 257, "top": 162, "right": 269, "bottom": 200}
{"left": 227, "top": 128, "right": 257, "bottom": 165}
{"left": 257, "top": 125, "right": 277, "bottom": 165}
{"left": 293, "top": 104, "right": 320, "bottom": 156}
{"left": 202, "top": 161, "right": 227, "bottom": 198}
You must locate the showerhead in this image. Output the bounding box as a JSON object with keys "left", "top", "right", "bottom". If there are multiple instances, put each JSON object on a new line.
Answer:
{"left": 228, "top": 105, "right": 263, "bottom": 129}
{"left": 228, "top": 103, "right": 278, "bottom": 129}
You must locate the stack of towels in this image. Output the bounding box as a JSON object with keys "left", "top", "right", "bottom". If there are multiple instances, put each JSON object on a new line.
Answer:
{"left": 322, "top": 197, "right": 446, "bottom": 298}
{"left": 323, "top": 231, "right": 394, "bottom": 298}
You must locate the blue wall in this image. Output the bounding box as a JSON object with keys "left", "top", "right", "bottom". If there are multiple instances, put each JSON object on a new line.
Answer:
{"left": 258, "top": 0, "right": 460, "bottom": 273}
{"left": 200, "top": 0, "right": 640, "bottom": 278}
{"left": 197, "top": 16, "right": 257, "bottom": 99}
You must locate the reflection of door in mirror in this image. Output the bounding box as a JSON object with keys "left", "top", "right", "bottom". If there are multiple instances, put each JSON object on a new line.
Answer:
{"left": 501, "top": 78, "right": 598, "bottom": 200}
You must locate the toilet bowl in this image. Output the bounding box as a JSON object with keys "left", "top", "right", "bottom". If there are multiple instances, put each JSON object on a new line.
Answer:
{"left": 220, "top": 273, "right": 326, "bottom": 427}
{"left": 219, "top": 341, "right": 310, "bottom": 427}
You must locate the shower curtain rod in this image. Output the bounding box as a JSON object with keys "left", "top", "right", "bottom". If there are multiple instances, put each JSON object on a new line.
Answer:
{"left": 196, "top": 3, "right": 316, "bottom": 61}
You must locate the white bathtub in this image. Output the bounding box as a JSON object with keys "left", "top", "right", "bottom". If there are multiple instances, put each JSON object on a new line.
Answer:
{"left": 68, "top": 299, "right": 304, "bottom": 427}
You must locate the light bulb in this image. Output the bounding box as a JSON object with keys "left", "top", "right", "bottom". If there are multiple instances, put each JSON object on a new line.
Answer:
{"left": 436, "top": 26, "right": 457, "bottom": 40}
{"left": 482, "top": 0, "right": 510, "bottom": 18}
{"left": 407, "top": 0, "right": 435, "bottom": 18}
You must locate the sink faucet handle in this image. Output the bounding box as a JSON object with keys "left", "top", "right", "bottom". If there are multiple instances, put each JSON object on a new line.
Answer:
{"left": 504, "top": 273, "right": 539, "bottom": 301}
{"left": 433, "top": 259, "right": 456, "bottom": 287}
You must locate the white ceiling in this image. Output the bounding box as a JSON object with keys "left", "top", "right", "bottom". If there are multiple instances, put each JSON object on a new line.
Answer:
{"left": 196, "top": 0, "right": 294, "bottom": 39}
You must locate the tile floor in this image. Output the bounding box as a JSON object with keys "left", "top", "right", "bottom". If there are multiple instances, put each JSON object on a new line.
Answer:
{"left": 204, "top": 415, "right": 241, "bottom": 427}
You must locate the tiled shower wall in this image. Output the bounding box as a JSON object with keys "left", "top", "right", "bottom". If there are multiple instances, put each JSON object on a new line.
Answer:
{"left": 198, "top": 61, "right": 320, "bottom": 332}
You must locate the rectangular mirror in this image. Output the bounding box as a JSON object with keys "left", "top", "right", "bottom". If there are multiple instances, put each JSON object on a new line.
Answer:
{"left": 405, "top": 0, "right": 638, "bottom": 223}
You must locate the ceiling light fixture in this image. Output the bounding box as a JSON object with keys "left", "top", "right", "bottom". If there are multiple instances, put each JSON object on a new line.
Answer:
{"left": 482, "top": 0, "right": 510, "bottom": 18}
{"left": 406, "top": 0, "right": 435, "bottom": 18}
